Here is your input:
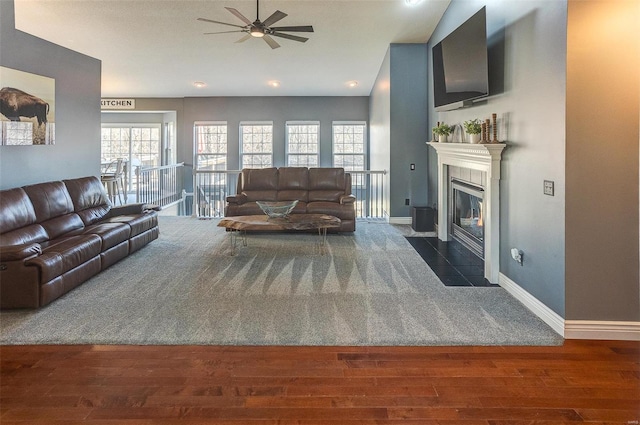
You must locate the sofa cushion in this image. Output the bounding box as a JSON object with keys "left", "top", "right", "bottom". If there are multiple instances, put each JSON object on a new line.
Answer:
{"left": 26, "top": 234, "right": 102, "bottom": 283}
{"left": 276, "top": 167, "right": 309, "bottom": 202}
{"left": 83, "top": 222, "right": 131, "bottom": 251}
{"left": 0, "top": 224, "right": 48, "bottom": 246}
{"left": 102, "top": 212, "right": 158, "bottom": 237}
{"left": 39, "top": 213, "right": 86, "bottom": 241}
{"left": 241, "top": 168, "right": 278, "bottom": 202}
{"left": 308, "top": 168, "right": 346, "bottom": 202}
{"left": 242, "top": 168, "right": 279, "bottom": 190}
{"left": 307, "top": 201, "right": 356, "bottom": 220}
{"left": 0, "top": 188, "right": 37, "bottom": 234}
{"left": 64, "top": 177, "right": 112, "bottom": 225}
{"left": 23, "top": 181, "right": 75, "bottom": 223}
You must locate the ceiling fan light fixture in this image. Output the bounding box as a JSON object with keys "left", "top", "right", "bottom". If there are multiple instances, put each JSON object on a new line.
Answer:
{"left": 250, "top": 26, "right": 265, "bottom": 37}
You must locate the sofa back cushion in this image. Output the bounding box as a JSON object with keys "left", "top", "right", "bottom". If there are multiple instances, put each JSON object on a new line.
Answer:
{"left": 22, "top": 181, "right": 85, "bottom": 240}
{"left": 64, "top": 176, "right": 112, "bottom": 225}
{"left": 0, "top": 188, "right": 37, "bottom": 234}
{"left": 240, "top": 168, "right": 278, "bottom": 202}
{"left": 0, "top": 187, "right": 50, "bottom": 246}
{"left": 23, "top": 181, "right": 74, "bottom": 223}
{"left": 277, "top": 167, "right": 309, "bottom": 202}
{"left": 308, "top": 168, "right": 346, "bottom": 202}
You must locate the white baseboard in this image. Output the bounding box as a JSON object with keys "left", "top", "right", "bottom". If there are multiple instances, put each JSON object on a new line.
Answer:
{"left": 565, "top": 320, "right": 640, "bottom": 341}
{"left": 498, "top": 273, "right": 565, "bottom": 337}
{"left": 499, "top": 273, "right": 640, "bottom": 341}
{"left": 389, "top": 217, "right": 412, "bottom": 225}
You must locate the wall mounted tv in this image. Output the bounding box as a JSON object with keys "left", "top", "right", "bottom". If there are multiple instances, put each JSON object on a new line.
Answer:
{"left": 432, "top": 7, "right": 488, "bottom": 111}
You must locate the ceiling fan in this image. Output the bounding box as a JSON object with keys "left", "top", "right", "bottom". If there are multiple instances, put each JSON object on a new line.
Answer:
{"left": 197, "top": 0, "right": 314, "bottom": 49}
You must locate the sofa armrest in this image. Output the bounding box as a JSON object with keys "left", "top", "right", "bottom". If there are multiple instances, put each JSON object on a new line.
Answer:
{"left": 0, "top": 243, "right": 42, "bottom": 262}
{"left": 226, "top": 193, "right": 248, "bottom": 205}
{"left": 340, "top": 194, "right": 356, "bottom": 205}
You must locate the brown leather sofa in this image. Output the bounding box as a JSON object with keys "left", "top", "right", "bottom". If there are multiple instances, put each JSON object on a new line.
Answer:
{"left": 225, "top": 167, "right": 356, "bottom": 232}
{"left": 0, "top": 176, "right": 159, "bottom": 309}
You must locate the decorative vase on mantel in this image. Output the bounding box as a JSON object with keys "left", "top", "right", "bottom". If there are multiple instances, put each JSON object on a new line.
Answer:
{"left": 468, "top": 133, "right": 481, "bottom": 144}
{"left": 438, "top": 134, "right": 448, "bottom": 143}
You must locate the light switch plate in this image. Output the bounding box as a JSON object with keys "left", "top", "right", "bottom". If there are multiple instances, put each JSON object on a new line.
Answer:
{"left": 544, "top": 180, "right": 554, "bottom": 196}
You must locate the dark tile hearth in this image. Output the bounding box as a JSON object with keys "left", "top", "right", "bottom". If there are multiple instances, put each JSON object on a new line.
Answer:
{"left": 406, "top": 237, "right": 498, "bottom": 288}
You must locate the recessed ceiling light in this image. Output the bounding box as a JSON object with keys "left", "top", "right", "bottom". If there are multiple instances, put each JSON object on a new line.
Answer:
{"left": 193, "top": 81, "right": 206, "bottom": 88}
{"left": 405, "top": 0, "right": 423, "bottom": 5}
{"left": 268, "top": 80, "right": 281, "bottom": 88}
{"left": 347, "top": 80, "right": 358, "bottom": 88}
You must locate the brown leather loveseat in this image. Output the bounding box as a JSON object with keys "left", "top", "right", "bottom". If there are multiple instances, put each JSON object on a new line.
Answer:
{"left": 225, "top": 167, "right": 356, "bottom": 232}
{"left": 0, "top": 176, "right": 159, "bottom": 309}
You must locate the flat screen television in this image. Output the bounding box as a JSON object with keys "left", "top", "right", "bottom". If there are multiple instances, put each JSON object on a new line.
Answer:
{"left": 432, "top": 7, "right": 488, "bottom": 111}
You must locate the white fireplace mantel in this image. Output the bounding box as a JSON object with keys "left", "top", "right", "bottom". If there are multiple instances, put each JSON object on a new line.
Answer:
{"left": 427, "top": 142, "right": 506, "bottom": 283}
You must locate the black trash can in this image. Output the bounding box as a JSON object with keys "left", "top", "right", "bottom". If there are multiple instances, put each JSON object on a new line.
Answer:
{"left": 411, "top": 206, "right": 434, "bottom": 232}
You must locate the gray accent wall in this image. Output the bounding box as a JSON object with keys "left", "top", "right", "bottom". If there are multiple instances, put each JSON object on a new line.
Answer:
{"left": 370, "top": 44, "right": 429, "bottom": 219}
{"left": 565, "top": 0, "right": 640, "bottom": 321}
{"left": 0, "top": 0, "right": 101, "bottom": 190}
{"left": 429, "top": 0, "right": 640, "bottom": 323}
{"left": 120, "top": 97, "right": 368, "bottom": 192}
{"left": 427, "top": 1, "right": 567, "bottom": 316}
{"left": 369, "top": 48, "right": 391, "bottom": 217}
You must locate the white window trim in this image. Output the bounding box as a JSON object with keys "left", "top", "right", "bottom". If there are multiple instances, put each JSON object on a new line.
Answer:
{"left": 331, "top": 121, "right": 367, "bottom": 170}
{"left": 239, "top": 121, "right": 274, "bottom": 169}
{"left": 193, "top": 121, "right": 227, "bottom": 171}
{"left": 285, "top": 120, "right": 320, "bottom": 167}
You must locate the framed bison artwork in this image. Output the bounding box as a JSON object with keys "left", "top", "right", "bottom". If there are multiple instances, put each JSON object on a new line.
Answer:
{"left": 0, "top": 66, "right": 55, "bottom": 145}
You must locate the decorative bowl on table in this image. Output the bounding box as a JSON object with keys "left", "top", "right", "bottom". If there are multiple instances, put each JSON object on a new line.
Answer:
{"left": 256, "top": 200, "right": 299, "bottom": 219}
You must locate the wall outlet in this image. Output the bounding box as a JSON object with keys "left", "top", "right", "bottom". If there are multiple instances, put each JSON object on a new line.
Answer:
{"left": 543, "top": 180, "right": 554, "bottom": 196}
{"left": 405, "top": 198, "right": 410, "bottom": 206}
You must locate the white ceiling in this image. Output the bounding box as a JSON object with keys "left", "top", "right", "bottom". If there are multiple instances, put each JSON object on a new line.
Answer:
{"left": 14, "top": 0, "right": 449, "bottom": 97}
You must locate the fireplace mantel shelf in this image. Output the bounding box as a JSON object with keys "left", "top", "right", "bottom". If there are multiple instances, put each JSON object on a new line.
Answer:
{"left": 426, "top": 142, "right": 506, "bottom": 179}
{"left": 426, "top": 141, "right": 506, "bottom": 284}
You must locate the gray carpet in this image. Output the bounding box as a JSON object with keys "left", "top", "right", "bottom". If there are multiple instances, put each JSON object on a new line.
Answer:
{"left": 0, "top": 216, "right": 563, "bottom": 346}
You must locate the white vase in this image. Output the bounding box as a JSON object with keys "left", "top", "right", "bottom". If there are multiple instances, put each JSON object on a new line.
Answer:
{"left": 438, "top": 134, "right": 448, "bottom": 143}
{"left": 468, "top": 133, "right": 481, "bottom": 144}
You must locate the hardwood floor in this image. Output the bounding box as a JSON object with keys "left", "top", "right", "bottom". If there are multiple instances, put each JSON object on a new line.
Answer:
{"left": 1, "top": 340, "right": 639, "bottom": 424}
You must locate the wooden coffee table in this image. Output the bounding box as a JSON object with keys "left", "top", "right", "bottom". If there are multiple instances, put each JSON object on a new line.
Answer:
{"left": 217, "top": 214, "right": 342, "bottom": 255}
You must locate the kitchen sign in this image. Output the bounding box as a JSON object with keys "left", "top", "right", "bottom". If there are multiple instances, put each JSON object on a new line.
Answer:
{"left": 101, "top": 99, "right": 135, "bottom": 110}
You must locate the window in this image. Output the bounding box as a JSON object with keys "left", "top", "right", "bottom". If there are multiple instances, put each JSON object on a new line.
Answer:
{"left": 240, "top": 122, "right": 273, "bottom": 169}
{"left": 101, "top": 124, "right": 161, "bottom": 190}
{"left": 332, "top": 122, "right": 366, "bottom": 171}
{"left": 286, "top": 122, "right": 319, "bottom": 167}
{"left": 194, "top": 122, "right": 227, "bottom": 170}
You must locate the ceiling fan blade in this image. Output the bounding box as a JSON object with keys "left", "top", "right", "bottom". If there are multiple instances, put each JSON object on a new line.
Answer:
{"left": 270, "top": 25, "right": 314, "bottom": 33}
{"left": 197, "top": 18, "right": 246, "bottom": 29}
{"left": 262, "top": 10, "right": 288, "bottom": 27}
{"left": 235, "top": 33, "right": 252, "bottom": 43}
{"left": 225, "top": 7, "right": 252, "bottom": 25}
{"left": 204, "top": 30, "right": 245, "bottom": 35}
{"left": 262, "top": 35, "right": 281, "bottom": 49}
{"left": 270, "top": 32, "right": 309, "bottom": 43}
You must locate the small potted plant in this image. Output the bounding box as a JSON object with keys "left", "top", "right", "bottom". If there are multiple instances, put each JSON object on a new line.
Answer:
{"left": 433, "top": 123, "right": 452, "bottom": 143}
{"left": 463, "top": 119, "right": 482, "bottom": 143}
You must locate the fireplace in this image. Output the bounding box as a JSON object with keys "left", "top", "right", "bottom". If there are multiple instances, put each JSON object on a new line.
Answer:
{"left": 426, "top": 142, "right": 505, "bottom": 283}
{"left": 451, "top": 180, "right": 484, "bottom": 258}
